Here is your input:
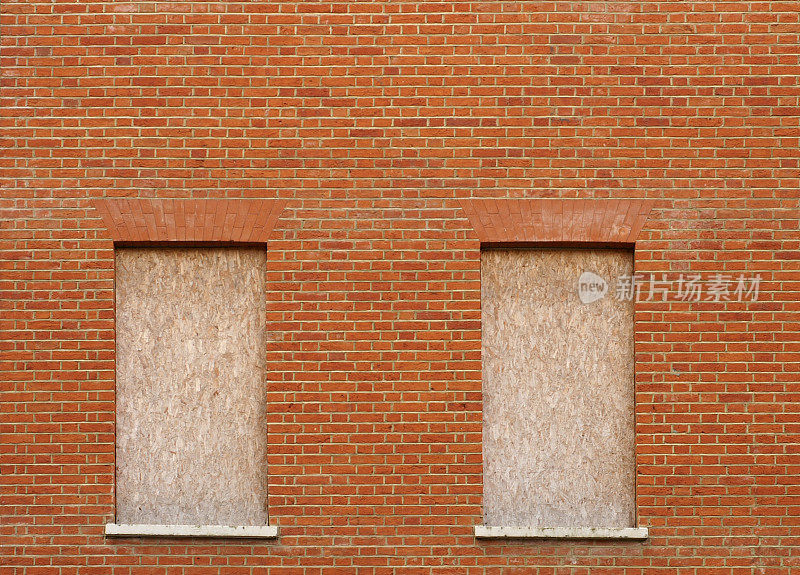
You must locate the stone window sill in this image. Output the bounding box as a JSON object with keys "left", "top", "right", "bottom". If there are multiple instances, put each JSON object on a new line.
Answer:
{"left": 474, "top": 526, "right": 648, "bottom": 540}
{"left": 105, "top": 523, "right": 279, "bottom": 539}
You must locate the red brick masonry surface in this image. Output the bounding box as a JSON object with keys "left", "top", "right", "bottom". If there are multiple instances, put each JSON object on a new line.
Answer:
{"left": 92, "top": 198, "right": 288, "bottom": 244}
{"left": 457, "top": 198, "right": 654, "bottom": 245}
{"left": 2, "top": 0, "right": 799, "bottom": 573}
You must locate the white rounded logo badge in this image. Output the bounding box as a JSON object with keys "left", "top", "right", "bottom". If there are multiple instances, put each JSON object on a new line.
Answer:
{"left": 578, "top": 271, "right": 608, "bottom": 304}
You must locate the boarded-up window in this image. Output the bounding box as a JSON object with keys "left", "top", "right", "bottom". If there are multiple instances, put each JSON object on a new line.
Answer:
{"left": 481, "top": 248, "right": 635, "bottom": 528}
{"left": 115, "top": 247, "right": 267, "bottom": 525}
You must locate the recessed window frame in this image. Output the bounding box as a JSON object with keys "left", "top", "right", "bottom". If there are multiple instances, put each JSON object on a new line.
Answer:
{"left": 458, "top": 198, "right": 654, "bottom": 541}
{"left": 92, "top": 198, "right": 286, "bottom": 539}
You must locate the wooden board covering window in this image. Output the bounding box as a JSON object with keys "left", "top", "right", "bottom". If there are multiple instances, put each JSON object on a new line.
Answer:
{"left": 481, "top": 248, "right": 635, "bottom": 528}
{"left": 115, "top": 247, "right": 267, "bottom": 525}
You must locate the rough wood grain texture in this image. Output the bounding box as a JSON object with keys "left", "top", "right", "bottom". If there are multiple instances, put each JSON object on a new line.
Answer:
{"left": 115, "top": 248, "right": 268, "bottom": 525}
{"left": 481, "top": 248, "right": 635, "bottom": 528}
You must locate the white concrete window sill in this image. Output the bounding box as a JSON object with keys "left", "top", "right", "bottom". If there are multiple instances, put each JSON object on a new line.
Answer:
{"left": 474, "top": 526, "right": 648, "bottom": 540}
{"left": 105, "top": 523, "right": 279, "bottom": 539}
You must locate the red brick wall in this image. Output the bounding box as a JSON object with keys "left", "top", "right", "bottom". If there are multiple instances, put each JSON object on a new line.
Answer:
{"left": 2, "top": 1, "right": 799, "bottom": 573}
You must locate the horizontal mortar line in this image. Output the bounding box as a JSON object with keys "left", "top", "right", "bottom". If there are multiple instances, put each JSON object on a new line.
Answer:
{"left": 6, "top": 48, "right": 795, "bottom": 54}
{"left": 2, "top": 182, "right": 791, "bottom": 188}
{"left": 6, "top": 64, "right": 798, "bottom": 72}
{"left": 3, "top": 179, "right": 795, "bottom": 184}
{"left": 7, "top": 47, "right": 797, "bottom": 54}
{"left": 6, "top": 115, "right": 797, "bottom": 123}
{"left": 12, "top": 20, "right": 793, "bottom": 26}
{"left": 6, "top": 76, "right": 799, "bottom": 85}
{"left": 14, "top": 33, "right": 782, "bottom": 38}
{"left": 4, "top": 125, "right": 796, "bottom": 131}
{"left": 6, "top": 16, "right": 800, "bottom": 24}
{"left": 126, "top": 56, "right": 788, "bottom": 62}
{"left": 4, "top": 141, "right": 798, "bottom": 147}
{"left": 0, "top": 45, "right": 622, "bottom": 50}
{"left": 6, "top": 139, "right": 797, "bottom": 145}
{"left": 6, "top": 64, "right": 799, "bottom": 72}
{"left": 9, "top": 6, "right": 790, "bottom": 13}
{"left": 4, "top": 154, "right": 792, "bottom": 161}
{"left": 6, "top": 1, "right": 798, "bottom": 9}
{"left": 115, "top": 105, "right": 789, "bottom": 113}
{"left": 6, "top": 105, "right": 796, "bottom": 112}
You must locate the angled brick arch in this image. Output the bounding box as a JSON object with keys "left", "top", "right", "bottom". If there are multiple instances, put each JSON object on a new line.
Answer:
{"left": 91, "top": 198, "right": 288, "bottom": 245}
{"left": 457, "top": 198, "right": 655, "bottom": 246}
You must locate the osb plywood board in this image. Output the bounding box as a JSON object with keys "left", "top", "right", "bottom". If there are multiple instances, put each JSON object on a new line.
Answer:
{"left": 481, "top": 248, "right": 635, "bottom": 528}
{"left": 115, "top": 247, "right": 268, "bottom": 525}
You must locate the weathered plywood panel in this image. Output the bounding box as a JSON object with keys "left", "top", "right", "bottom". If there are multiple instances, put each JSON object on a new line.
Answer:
{"left": 115, "top": 248, "right": 267, "bottom": 525}
{"left": 482, "top": 248, "right": 635, "bottom": 528}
